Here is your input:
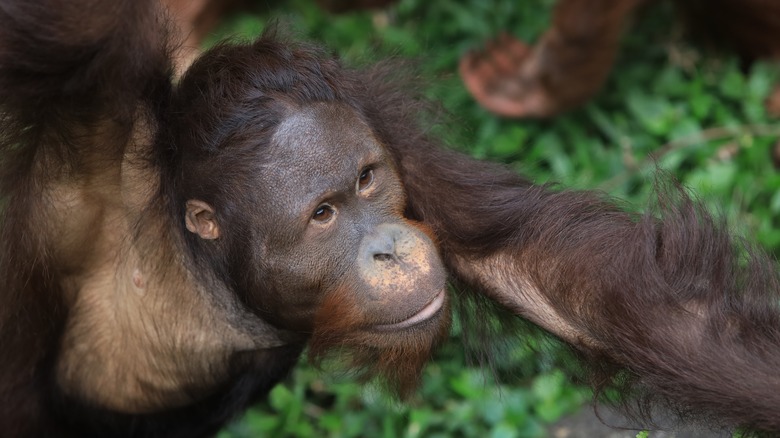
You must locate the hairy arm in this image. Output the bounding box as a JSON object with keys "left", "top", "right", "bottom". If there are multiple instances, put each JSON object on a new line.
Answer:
{"left": 526, "top": 0, "right": 647, "bottom": 114}
{"left": 0, "top": 0, "right": 171, "bottom": 169}
{"left": 373, "top": 113, "right": 780, "bottom": 431}
{"left": 0, "top": 0, "right": 172, "bottom": 307}
{"left": 0, "top": 1, "right": 171, "bottom": 432}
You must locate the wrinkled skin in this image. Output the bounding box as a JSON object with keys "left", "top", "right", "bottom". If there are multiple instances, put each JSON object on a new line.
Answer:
{"left": 219, "top": 103, "right": 447, "bottom": 332}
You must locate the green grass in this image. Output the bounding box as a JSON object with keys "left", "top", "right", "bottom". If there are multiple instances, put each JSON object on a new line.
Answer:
{"left": 210, "top": 0, "right": 780, "bottom": 436}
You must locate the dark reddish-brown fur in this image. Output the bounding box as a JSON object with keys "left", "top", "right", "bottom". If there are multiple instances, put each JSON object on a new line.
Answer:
{"left": 309, "top": 282, "right": 451, "bottom": 398}
{"left": 2, "top": 0, "right": 780, "bottom": 437}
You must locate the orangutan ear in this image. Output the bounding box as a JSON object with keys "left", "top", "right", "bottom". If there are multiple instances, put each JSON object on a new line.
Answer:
{"left": 185, "top": 199, "right": 220, "bottom": 240}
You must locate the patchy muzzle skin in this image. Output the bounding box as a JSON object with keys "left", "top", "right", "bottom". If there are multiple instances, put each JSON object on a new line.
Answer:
{"left": 356, "top": 222, "right": 448, "bottom": 330}
{"left": 308, "top": 221, "right": 451, "bottom": 399}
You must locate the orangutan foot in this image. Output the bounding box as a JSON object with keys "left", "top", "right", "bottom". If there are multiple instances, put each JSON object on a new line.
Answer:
{"left": 459, "top": 32, "right": 557, "bottom": 118}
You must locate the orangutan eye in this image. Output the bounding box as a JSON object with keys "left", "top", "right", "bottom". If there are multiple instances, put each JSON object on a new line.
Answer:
{"left": 312, "top": 204, "right": 335, "bottom": 223}
{"left": 357, "top": 167, "right": 374, "bottom": 192}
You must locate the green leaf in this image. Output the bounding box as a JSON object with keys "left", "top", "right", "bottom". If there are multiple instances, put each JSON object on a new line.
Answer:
{"left": 531, "top": 371, "right": 564, "bottom": 401}
{"left": 720, "top": 68, "right": 746, "bottom": 99}
{"left": 489, "top": 422, "right": 519, "bottom": 438}
{"left": 626, "top": 91, "right": 675, "bottom": 136}
{"left": 268, "top": 384, "right": 294, "bottom": 411}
